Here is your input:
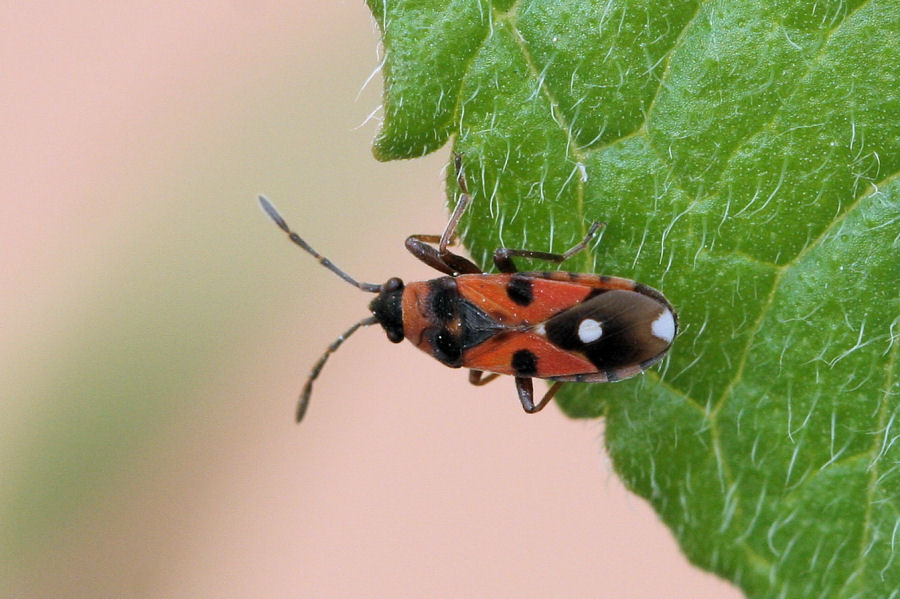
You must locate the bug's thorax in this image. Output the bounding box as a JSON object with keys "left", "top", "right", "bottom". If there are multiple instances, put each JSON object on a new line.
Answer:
{"left": 401, "top": 276, "right": 504, "bottom": 368}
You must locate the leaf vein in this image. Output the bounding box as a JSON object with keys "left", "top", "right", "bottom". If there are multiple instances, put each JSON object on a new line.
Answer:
{"left": 641, "top": 0, "right": 705, "bottom": 130}
{"left": 851, "top": 308, "right": 899, "bottom": 592}
{"left": 503, "top": 10, "right": 590, "bottom": 254}
{"left": 706, "top": 0, "right": 876, "bottom": 195}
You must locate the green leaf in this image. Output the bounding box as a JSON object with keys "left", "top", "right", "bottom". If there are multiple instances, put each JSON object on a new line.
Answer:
{"left": 367, "top": 0, "right": 900, "bottom": 597}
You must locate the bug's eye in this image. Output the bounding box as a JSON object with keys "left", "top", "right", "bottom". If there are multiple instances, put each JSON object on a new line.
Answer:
{"left": 383, "top": 277, "right": 404, "bottom": 292}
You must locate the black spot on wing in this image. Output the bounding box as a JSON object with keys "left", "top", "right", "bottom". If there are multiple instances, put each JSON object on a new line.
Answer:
{"left": 544, "top": 312, "right": 583, "bottom": 351}
{"left": 511, "top": 349, "right": 538, "bottom": 376}
{"left": 506, "top": 274, "right": 533, "bottom": 306}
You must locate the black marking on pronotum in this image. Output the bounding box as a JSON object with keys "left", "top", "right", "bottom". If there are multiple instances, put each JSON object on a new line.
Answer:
{"left": 429, "top": 278, "right": 457, "bottom": 322}
{"left": 430, "top": 328, "right": 463, "bottom": 367}
{"left": 506, "top": 274, "right": 533, "bottom": 306}
{"left": 511, "top": 349, "right": 538, "bottom": 376}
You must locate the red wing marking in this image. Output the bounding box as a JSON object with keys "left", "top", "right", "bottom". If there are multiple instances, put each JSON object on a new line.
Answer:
{"left": 462, "top": 332, "right": 597, "bottom": 377}
{"left": 525, "top": 271, "right": 638, "bottom": 291}
{"left": 456, "top": 274, "right": 594, "bottom": 325}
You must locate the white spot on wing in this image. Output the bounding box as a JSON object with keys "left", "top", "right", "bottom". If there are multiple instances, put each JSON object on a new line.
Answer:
{"left": 652, "top": 309, "right": 676, "bottom": 343}
{"left": 578, "top": 319, "right": 603, "bottom": 344}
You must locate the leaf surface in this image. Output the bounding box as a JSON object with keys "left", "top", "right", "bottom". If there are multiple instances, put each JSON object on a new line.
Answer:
{"left": 369, "top": 0, "right": 900, "bottom": 598}
{"left": 368, "top": 1, "right": 900, "bottom": 596}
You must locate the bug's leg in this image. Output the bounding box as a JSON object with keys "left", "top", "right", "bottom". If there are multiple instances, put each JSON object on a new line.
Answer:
{"left": 469, "top": 369, "right": 500, "bottom": 386}
{"left": 515, "top": 377, "right": 564, "bottom": 413}
{"left": 493, "top": 222, "right": 603, "bottom": 273}
{"left": 405, "top": 234, "right": 482, "bottom": 275}
{"left": 404, "top": 154, "right": 483, "bottom": 275}
{"left": 438, "top": 153, "right": 470, "bottom": 252}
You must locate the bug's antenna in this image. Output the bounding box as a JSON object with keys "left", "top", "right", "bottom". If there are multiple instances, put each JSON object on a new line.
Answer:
{"left": 297, "top": 315, "right": 379, "bottom": 422}
{"left": 259, "top": 196, "right": 382, "bottom": 293}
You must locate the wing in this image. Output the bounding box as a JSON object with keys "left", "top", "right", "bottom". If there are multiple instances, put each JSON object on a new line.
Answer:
{"left": 461, "top": 285, "right": 677, "bottom": 381}
{"left": 455, "top": 272, "right": 641, "bottom": 326}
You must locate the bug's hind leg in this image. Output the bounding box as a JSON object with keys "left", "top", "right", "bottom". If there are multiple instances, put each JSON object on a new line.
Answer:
{"left": 515, "top": 377, "right": 564, "bottom": 413}
{"left": 493, "top": 222, "right": 603, "bottom": 273}
{"left": 469, "top": 369, "right": 500, "bottom": 386}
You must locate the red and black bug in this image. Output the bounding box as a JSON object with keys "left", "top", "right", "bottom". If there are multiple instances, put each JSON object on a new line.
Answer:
{"left": 260, "top": 156, "right": 677, "bottom": 422}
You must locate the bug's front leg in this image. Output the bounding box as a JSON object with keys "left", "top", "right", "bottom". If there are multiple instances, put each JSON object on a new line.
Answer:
{"left": 515, "top": 377, "right": 564, "bottom": 413}
{"left": 404, "top": 154, "right": 484, "bottom": 276}
{"left": 493, "top": 222, "right": 603, "bottom": 273}
{"left": 405, "top": 234, "right": 482, "bottom": 275}
{"left": 438, "top": 153, "right": 470, "bottom": 253}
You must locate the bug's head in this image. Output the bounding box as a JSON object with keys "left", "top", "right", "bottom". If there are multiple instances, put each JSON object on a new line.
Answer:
{"left": 369, "top": 277, "right": 405, "bottom": 343}
{"left": 258, "top": 195, "right": 409, "bottom": 422}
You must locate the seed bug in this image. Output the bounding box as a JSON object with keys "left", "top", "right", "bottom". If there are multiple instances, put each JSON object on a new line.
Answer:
{"left": 260, "top": 155, "right": 677, "bottom": 422}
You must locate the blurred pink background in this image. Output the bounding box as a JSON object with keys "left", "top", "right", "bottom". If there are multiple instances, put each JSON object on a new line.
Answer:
{"left": 2, "top": 4, "right": 741, "bottom": 598}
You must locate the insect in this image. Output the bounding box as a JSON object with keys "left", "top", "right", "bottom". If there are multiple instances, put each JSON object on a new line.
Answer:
{"left": 260, "top": 155, "right": 677, "bottom": 422}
